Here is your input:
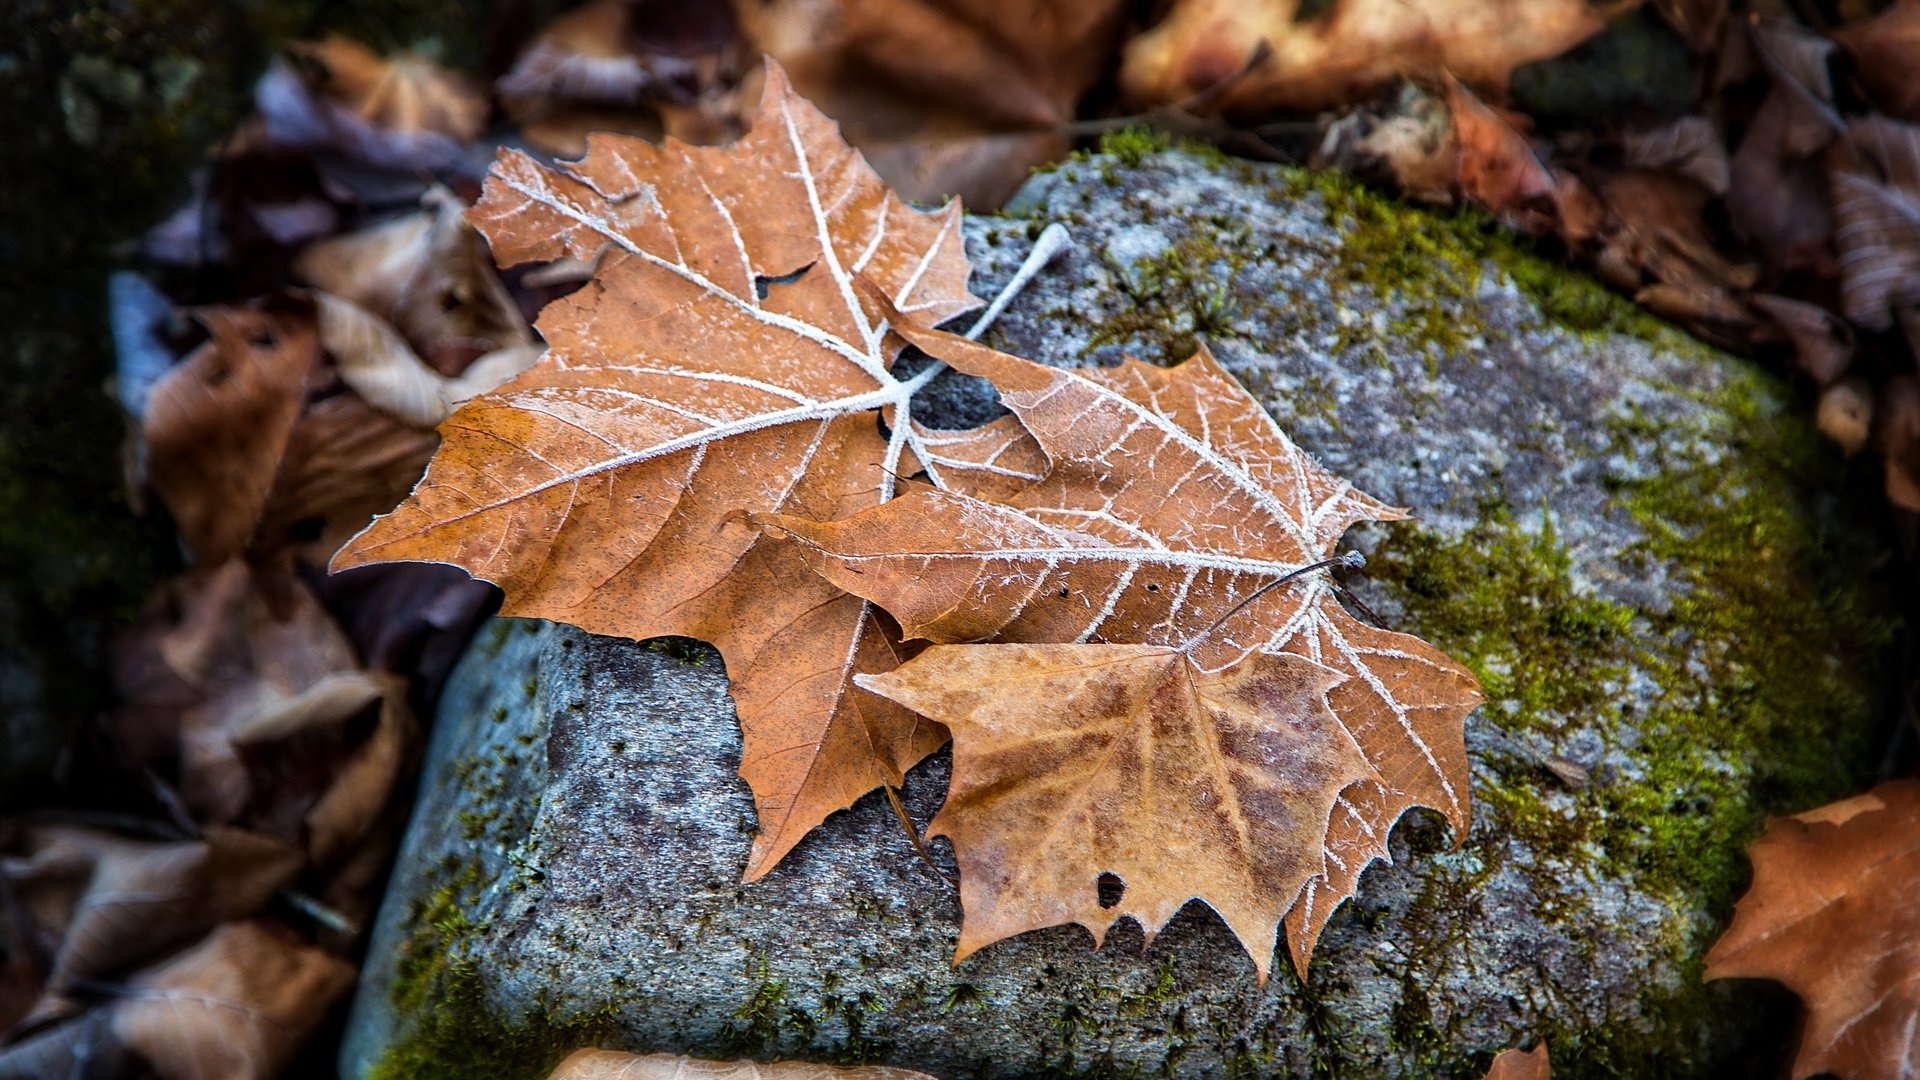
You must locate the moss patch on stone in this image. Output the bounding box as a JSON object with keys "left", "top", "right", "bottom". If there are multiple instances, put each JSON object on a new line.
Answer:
{"left": 1365, "top": 364, "right": 1891, "bottom": 1074}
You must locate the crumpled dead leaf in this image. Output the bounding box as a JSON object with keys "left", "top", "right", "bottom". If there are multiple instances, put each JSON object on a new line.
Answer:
{"left": 1119, "top": 0, "right": 1638, "bottom": 115}
{"left": 1706, "top": 779, "right": 1920, "bottom": 1080}
{"left": 1832, "top": 0, "right": 1920, "bottom": 121}
{"left": 862, "top": 644, "right": 1370, "bottom": 982}
{"left": 1, "top": 826, "right": 301, "bottom": 1006}
{"left": 762, "top": 0, "right": 1130, "bottom": 207}
{"left": 111, "top": 921, "right": 355, "bottom": 1080}
{"left": 258, "top": 35, "right": 486, "bottom": 173}
{"left": 546, "top": 1049, "right": 938, "bottom": 1079}
{"left": 1829, "top": 116, "right": 1920, "bottom": 331}
{"left": 293, "top": 185, "right": 534, "bottom": 376}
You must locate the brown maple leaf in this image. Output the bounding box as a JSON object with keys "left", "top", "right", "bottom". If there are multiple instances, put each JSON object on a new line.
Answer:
{"left": 331, "top": 64, "right": 980, "bottom": 879}
{"left": 861, "top": 643, "right": 1370, "bottom": 982}
{"left": 760, "top": 322, "right": 1483, "bottom": 971}
{"left": 1706, "top": 779, "right": 1920, "bottom": 1079}
{"left": 1118, "top": 0, "right": 1634, "bottom": 115}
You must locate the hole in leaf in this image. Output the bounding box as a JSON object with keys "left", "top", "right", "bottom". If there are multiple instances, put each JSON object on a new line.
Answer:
{"left": 1146, "top": 582, "right": 1160, "bottom": 591}
{"left": 754, "top": 262, "right": 814, "bottom": 300}
{"left": 1097, "top": 873, "right": 1125, "bottom": 909}
{"left": 1058, "top": 587, "right": 1070, "bottom": 598}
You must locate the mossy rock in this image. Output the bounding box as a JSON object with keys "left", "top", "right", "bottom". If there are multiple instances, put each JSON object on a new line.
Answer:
{"left": 341, "top": 150, "right": 1894, "bottom": 1079}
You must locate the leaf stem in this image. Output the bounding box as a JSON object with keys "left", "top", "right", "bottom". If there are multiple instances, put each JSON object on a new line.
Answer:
{"left": 1177, "top": 551, "right": 1366, "bottom": 656}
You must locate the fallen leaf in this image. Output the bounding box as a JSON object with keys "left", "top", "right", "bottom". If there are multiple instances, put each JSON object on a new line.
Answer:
{"left": 904, "top": 413, "right": 1048, "bottom": 501}
{"left": 1749, "top": 294, "right": 1853, "bottom": 385}
{"left": 762, "top": 0, "right": 1129, "bottom": 206}
{"left": 111, "top": 921, "right": 355, "bottom": 1080}
{"left": 311, "top": 292, "right": 540, "bottom": 427}
{"left": 1621, "top": 116, "right": 1729, "bottom": 195}
{"left": 258, "top": 35, "right": 486, "bottom": 173}
{"left": 1118, "top": 0, "right": 1636, "bottom": 115}
{"left": 861, "top": 644, "right": 1369, "bottom": 981}
{"left": 332, "top": 65, "right": 978, "bottom": 879}
{"left": 547, "top": 1048, "right": 939, "bottom": 1079}
{"left": 1, "top": 826, "right": 301, "bottom": 997}
{"left": 759, "top": 341, "right": 1402, "bottom": 671}
{"left": 761, "top": 326, "right": 1483, "bottom": 970}
{"left": 1833, "top": 0, "right": 1920, "bottom": 121}
{"left": 1878, "top": 376, "right": 1920, "bottom": 511}
{"left": 1446, "top": 79, "right": 1557, "bottom": 233}
{"left": 139, "top": 301, "right": 446, "bottom": 567}
{"left": 293, "top": 186, "right": 534, "bottom": 376}
{"left": 1484, "top": 1042, "right": 1552, "bottom": 1079}
{"left": 1830, "top": 116, "right": 1920, "bottom": 331}
{"left": 1706, "top": 779, "right": 1920, "bottom": 1080}
{"left": 143, "top": 305, "right": 316, "bottom": 566}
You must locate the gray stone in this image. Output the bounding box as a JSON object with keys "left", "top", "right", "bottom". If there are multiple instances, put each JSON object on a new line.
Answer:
{"left": 341, "top": 150, "right": 1891, "bottom": 1079}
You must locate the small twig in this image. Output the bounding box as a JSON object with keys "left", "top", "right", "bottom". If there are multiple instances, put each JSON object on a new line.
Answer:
{"left": 281, "top": 888, "right": 359, "bottom": 936}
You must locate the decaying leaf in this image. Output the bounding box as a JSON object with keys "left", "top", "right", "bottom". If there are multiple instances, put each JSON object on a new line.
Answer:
{"left": 547, "top": 1048, "right": 939, "bottom": 1079}
{"left": 1, "top": 826, "right": 301, "bottom": 998}
{"left": 139, "top": 301, "right": 447, "bottom": 567}
{"left": 1118, "top": 0, "right": 1636, "bottom": 115}
{"left": 1483, "top": 1042, "right": 1552, "bottom": 1080}
{"left": 1832, "top": 0, "right": 1920, "bottom": 121}
{"left": 258, "top": 35, "right": 486, "bottom": 172}
{"left": 763, "top": 324, "right": 1483, "bottom": 970}
{"left": 1706, "top": 780, "right": 1920, "bottom": 1079}
{"left": 861, "top": 644, "right": 1369, "bottom": 981}
{"left": 762, "top": 0, "right": 1129, "bottom": 206}
{"left": 293, "top": 185, "right": 534, "bottom": 375}
{"left": 333, "top": 64, "right": 977, "bottom": 879}
{"left": 111, "top": 921, "right": 355, "bottom": 1080}
{"left": 1830, "top": 116, "right": 1920, "bottom": 331}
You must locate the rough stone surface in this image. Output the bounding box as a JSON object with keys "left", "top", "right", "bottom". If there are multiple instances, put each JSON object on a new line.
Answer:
{"left": 341, "top": 149, "right": 1893, "bottom": 1079}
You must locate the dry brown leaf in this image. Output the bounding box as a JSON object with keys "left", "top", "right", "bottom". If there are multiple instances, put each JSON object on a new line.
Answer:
{"left": 1880, "top": 376, "right": 1920, "bottom": 511}
{"left": 1446, "top": 80, "right": 1557, "bottom": 233}
{"left": 1706, "top": 780, "right": 1920, "bottom": 1079}
{"left": 1833, "top": 0, "right": 1920, "bottom": 121}
{"left": 333, "top": 65, "right": 978, "bottom": 879}
{"left": 761, "top": 0, "right": 1128, "bottom": 206}
{"left": 759, "top": 340, "right": 1404, "bottom": 672}
{"left": 259, "top": 35, "right": 486, "bottom": 172}
{"left": 1748, "top": 294, "right": 1853, "bottom": 385}
{"left": 140, "top": 302, "right": 445, "bottom": 567}
{"left": 1725, "top": 20, "right": 1841, "bottom": 273}
{"left": 861, "top": 644, "right": 1369, "bottom": 982}
{"left": 905, "top": 413, "right": 1048, "bottom": 502}
{"left": 143, "top": 306, "right": 315, "bottom": 566}
{"left": 1483, "top": 1042, "right": 1552, "bottom": 1080}
{"left": 1118, "top": 0, "right": 1635, "bottom": 115}
{"left": 760, "top": 325, "right": 1482, "bottom": 971}
{"left": 293, "top": 186, "right": 534, "bottom": 376}
{"left": 1830, "top": 116, "right": 1920, "bottom": 331}
{"left": 1, "top": 826, "right": 301, "bottom": 997}
{"left": 311, "top": 292, "right": 540, "bottom": 428}
{"left": 111, "top": 921, "right": 355, "bottom": 1080}
{"left": 1816, "top": 377, "right": 1873, "bottom": 456}
{"left": 547, "top": 1048, "right": 939, "bottom": 1079}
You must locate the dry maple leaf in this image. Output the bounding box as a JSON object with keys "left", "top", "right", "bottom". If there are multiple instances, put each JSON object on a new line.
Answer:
{"left": 1706, "top": 779, "right": 1920, "bottom": 1079}
{"left": 860, "top": 644, "right": 1370, "bottom": 982}
{"left": 260, "top": 35, "right": 486, "bottom": 173}
{"left": 547, "top": 1048, "right": 938, "bottom": 1079}
{"left": 1118, "top": 0, "right": 1636, "bottom": 115}
{"left": 761, "top": 322, "right": 1483, "bottom": 971}
{"left": 332, "top": 64, "right": 981, "bottom": 879}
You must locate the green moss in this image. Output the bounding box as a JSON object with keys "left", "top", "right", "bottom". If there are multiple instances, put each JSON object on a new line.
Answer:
{"left": 1096, "top": 126, "right": 1171, "bottom": 167}
{"left": 1365, "top": 365, "right": 1891, "bottom": 1074}
{"left": 1283, "top": 167, "right": 1669, "bottom": 345}
{"left": 1088, "top": 229, "right": 1250, "bottom": 363}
